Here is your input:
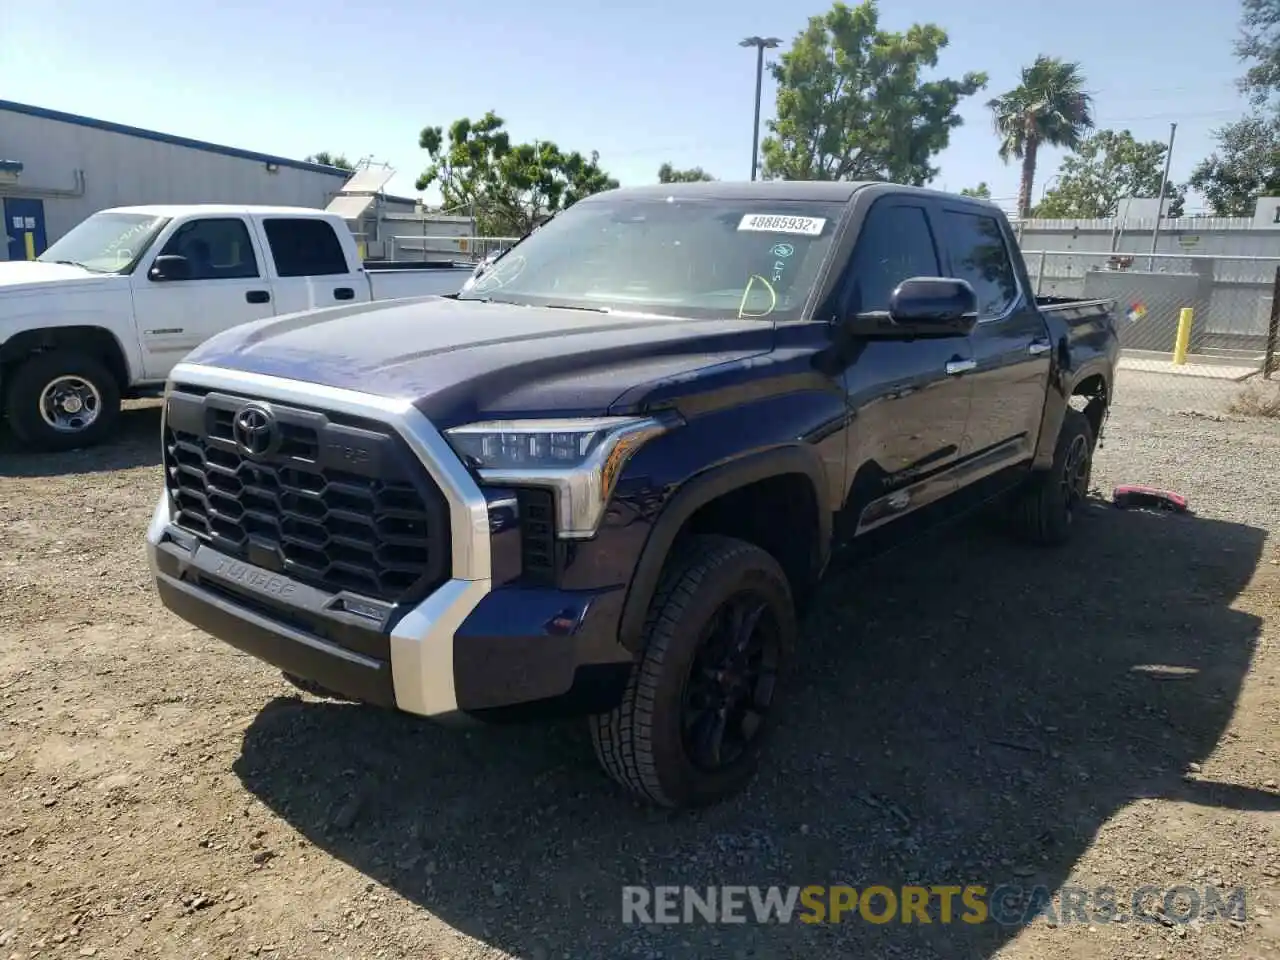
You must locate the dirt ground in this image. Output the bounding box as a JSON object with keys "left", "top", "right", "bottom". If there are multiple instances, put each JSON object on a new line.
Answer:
{"left": 1, "top": 370, "right": 1278, "bottom": 960}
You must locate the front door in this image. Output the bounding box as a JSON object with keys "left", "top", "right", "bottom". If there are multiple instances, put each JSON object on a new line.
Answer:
{"left": 834, "top": 197, "right": 975, "bottom": 540}
{"left": 131, "top": 216, "right": 278, "bottom": 379}
{"left": 937, "top": 204, "right": 1052, "bottom": 478}
{"left": 4, "top": 197, "right": 47, "bottom": 261}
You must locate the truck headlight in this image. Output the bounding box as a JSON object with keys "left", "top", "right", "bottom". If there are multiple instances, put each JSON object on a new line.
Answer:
{"left": 444, "top": 416, "right": 675, "bottom": 539}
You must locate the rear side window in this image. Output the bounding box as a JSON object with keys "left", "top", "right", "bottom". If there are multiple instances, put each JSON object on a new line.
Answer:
{"left": 263, "top": 218, "right": 349, "bottom": 277}
{"left": 844, "top": 202, "right": 940, "bottom": 313}
{"left": 941, "top": 211, "right": 1019, "bottom": 318}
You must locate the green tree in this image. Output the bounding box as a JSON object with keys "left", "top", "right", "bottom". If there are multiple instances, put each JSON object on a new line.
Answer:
{"left": 1189, "top": 114, "right": 1280, "bottom": 215}
{"left": 1036, "top": 129, "right": 1186, "bottom": 219}
{"left": 305, "top": 151, "right": 355, "bottom": 172}
{"left": 1237, "top": 0, "right": 1280, "bottom": 106}
{"left": 1187, "top": 1, "right": 1280, "bottom": 215}
{"left": 657, "top": 162, "right": 715, "bottom": 183}
{"left": 959, "top": 182, "right": 992, "bottom": 198}
{"left": 760, "top": 0, "right": 987, "bottom": 183}
{"left": 416, "top": 112, "right": 619, "bottom": 236}
{"left": 986, "top": 55, "right": 1095, "bottom": 219}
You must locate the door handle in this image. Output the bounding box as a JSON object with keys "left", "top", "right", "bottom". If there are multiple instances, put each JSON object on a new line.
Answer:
{"left": 1028, "top": 339, "right": 1052, "bottom": 356}
{"left": 945, "top": 359, "right": 977, "bottom": 376}
{"left": 334, "top": 287, "right": 355, "bottom": 301}
{"left": 246, "top": 290, "right": 270, "bottom": 304}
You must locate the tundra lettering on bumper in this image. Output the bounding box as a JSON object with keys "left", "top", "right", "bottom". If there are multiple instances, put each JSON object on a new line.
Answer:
{"left": 146, "top": 364, "right": 632, "bottom": 723}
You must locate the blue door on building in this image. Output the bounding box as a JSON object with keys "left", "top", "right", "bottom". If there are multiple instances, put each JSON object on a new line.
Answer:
{"left": 4, "top": 197, "right": 48, "bottom": 261}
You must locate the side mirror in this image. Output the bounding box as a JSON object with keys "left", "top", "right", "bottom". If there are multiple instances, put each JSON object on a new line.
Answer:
{"left": 841, "top": 277, "right": 979, "bottom": 339}
{"left": 887, "top": 277, "right": 978, "bottom": 335}
{"left": 148, "top": 254, "right": 190, "bottom": 282}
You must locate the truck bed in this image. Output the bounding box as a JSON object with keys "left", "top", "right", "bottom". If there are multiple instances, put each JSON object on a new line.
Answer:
{"left": 362, "top": 260, "right": 473, "bottom": 300}
{"left": 1036, "top": 294, "right": 1115, "bottom": 320}
{"left": 363, "top": 260, "right": 475, "bottom": 272}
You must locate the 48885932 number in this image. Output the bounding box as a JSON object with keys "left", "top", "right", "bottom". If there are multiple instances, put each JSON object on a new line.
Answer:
{"left": 738, "top": 214, "right": 827, "bottom": 237}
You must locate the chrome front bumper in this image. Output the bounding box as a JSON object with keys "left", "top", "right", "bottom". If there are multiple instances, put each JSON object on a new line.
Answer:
{"left": 145, "top": 361, "right": 494, "bottom": 719}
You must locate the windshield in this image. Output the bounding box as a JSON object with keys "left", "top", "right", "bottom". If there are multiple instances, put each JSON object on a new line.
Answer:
{"left": 37, "top": 212, "right": 170, "bottom": 274}
{"left": 457, "top": 197, "right": 846, "bottom": 320}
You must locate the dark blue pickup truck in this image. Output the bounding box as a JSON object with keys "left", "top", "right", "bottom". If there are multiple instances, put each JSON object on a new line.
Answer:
{"left": 146, "top": 181, "right": 1119, "bottom": 808}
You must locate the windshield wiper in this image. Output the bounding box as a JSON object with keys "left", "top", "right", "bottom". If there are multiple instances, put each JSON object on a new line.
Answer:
{"left": 460, "top": 295, "right": 609, "bottom": 315}
{"left": 48, "top": 259, "right": 98, "bottom": 271}
{"left": 541, "top": 303, "right": 609, "bottom": 314}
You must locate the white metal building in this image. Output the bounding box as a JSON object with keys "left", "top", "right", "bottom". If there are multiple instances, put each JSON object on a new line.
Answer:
{"left": 0, "top": 99, "right": 357, "bottom": 261}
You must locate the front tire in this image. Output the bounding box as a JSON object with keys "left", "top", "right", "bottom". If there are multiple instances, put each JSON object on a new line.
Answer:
{"left": 4, "top": 351, "right": 121, "bottom": 452}
{"left": 1007, "top": 407, "right": 1096, "bottom": 546}
{"left": 590, "top": 535, "right": 796, "bottom": 808}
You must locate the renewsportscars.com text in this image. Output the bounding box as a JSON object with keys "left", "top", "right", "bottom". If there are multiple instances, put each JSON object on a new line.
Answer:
{"left": 621, "top": 884, "right": 1248, "bottom": 926}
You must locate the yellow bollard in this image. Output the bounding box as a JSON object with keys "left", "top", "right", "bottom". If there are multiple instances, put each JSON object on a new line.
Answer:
{"left": 23, "top": 232, "right": 35, "bottom": 261}
{"left": 1172, "top": 307, "right": 1193, "bottom": 365}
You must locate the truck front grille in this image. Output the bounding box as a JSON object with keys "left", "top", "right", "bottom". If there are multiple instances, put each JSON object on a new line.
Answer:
{"left": 162, "top": 386, "right": 451, "bottom": 605}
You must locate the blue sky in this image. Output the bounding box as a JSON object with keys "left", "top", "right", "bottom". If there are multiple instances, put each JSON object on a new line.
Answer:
{"left": 2, "top": 0, "right": 1249, "bottom": 211}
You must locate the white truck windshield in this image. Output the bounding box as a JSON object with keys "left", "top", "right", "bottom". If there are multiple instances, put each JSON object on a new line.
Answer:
{"left": 457, "top": 197, "right": 846, "bottom": 320}
{"left": 38, "top": 212, "right": 170, "bottom": 274}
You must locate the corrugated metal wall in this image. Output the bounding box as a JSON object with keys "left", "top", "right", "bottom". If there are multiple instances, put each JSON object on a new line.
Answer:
{"left": 1017, "top": 218, "right": 1280, "bottom": 344}
{"left": 0, "top": 109, "right": 348, "bottom": 256}
{"left": 1015, "top": 216, "right": 1280, "bottom": 258}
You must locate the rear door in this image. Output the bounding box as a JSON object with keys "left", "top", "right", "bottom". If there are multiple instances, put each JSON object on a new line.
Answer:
{"left": 131, "top": 216, "right": 276, "bottom": 378}
{"left": 937, "top": 205, "right": 1051, "bottom": 475}
{"left": 837, "top": 196, "right": 975, "bottom": 539}
{"left": 256, "top": 216, "right": 373, "bottom": 316}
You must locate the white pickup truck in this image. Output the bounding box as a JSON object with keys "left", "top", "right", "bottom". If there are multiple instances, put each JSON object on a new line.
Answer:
{"left": 0, "top": 204, "right": 474, "bottom": 451}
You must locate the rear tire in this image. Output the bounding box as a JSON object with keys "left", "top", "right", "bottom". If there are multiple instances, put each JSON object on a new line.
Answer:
{"left": 4, "top": 350, "right": 121, "bottom": 452}
{"left": 1007, "top": 407, "right": 1095, "bottom": 546}
{"left": 590, "top": 535, "right": 796, "bottom": 809}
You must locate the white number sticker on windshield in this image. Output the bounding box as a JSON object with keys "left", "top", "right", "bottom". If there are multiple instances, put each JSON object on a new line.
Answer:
{"left": 737, "top": 214, "right": 827, "bottom": 236}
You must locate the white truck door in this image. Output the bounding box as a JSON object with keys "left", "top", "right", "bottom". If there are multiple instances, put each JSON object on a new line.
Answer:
{"left": 255, "top": 216, "right": 373, "bottom": 316}
{"left": 131, "top": 216, "right": 277, "bottom": 379}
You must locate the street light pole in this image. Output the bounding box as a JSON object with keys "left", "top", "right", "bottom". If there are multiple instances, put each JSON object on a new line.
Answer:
{"left": 740, "top": 36, "right": 781, "bottom": 181}
{"left": 1148, "top": 121, "right": 1177, "bottom": 270}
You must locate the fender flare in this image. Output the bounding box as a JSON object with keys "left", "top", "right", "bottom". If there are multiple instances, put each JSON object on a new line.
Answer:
{"left": 1033, "top": 359, "right": 1114, "bottom": 468}
{"left": 1065, "top": 359, "right": 1113, "bottom": 401}
{"left": 0, "top": 314, "right": 142, "bottom": 385}
{"left": 617, "top": 444, "right": 833, "bottom": 652}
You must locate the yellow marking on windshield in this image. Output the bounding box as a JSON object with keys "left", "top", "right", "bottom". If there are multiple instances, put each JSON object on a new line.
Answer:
{"left": 737, "top": 274, "right": 777, "bottom": 319}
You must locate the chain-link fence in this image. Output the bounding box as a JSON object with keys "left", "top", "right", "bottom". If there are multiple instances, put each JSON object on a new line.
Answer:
{"left": 1025, "top": 250, "right": 1280, "bottom": 400}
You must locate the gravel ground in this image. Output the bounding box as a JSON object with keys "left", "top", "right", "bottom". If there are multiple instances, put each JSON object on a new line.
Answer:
{"left": 1, "top": 369, "right": 1278, "bottom": 960}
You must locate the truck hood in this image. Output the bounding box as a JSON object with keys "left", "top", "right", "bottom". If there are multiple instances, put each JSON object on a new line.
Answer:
{"left": 0, "top": 260, "right": 111, "bottom": 293}
{"left": 182, "top": 297, "right": 776, "bottom": 424}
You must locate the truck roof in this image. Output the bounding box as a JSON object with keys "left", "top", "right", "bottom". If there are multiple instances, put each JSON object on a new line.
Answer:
{"left": 101, "top": 203, "right": 332, "bottom": 218}
{"left": 583, "top": 180, "right": 1005, "bottom": 210}
{"left": 584, "top": 181, "right": 866, "bottom": 203}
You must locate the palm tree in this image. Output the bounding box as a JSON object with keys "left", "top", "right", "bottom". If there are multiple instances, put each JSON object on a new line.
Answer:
{"left": 987, "top": 56, "right": 1095, "bottom": 219}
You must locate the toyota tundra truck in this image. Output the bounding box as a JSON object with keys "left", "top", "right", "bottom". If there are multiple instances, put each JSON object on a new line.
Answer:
{"left": 145, "top": 181, "right": 1119, "bottom": 808}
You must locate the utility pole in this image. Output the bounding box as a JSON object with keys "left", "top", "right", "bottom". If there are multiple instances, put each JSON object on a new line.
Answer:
{"left": 1148, "top": 121, "right": 1177, "bottom": 270}
{"left": 739, "top": 36, "right": 781, "bottom": 181}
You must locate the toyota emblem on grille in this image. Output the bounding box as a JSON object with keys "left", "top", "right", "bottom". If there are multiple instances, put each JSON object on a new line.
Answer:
{"left": 232, "top": 403, "right": 278, "bottom": 457}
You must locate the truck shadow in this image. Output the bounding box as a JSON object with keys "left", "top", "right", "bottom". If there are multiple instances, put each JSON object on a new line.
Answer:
{"left": 0, "top": 401, "right": 162, "bottom": 476}
{"left": 233, "top": 502, "right": 1274, "bottom": 958}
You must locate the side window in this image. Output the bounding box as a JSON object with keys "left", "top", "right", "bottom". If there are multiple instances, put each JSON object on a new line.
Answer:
{"left": 263, "top": 218, "right": 350, "bottom": 277}
{"left": 157, "top": 218, "right": 258, "bottom": 280}
{"left": 843, "top": 203, "right": 940, "bottom": 313}
{"left": 941, "top": 211, "right": 1019, "bottom": 318}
